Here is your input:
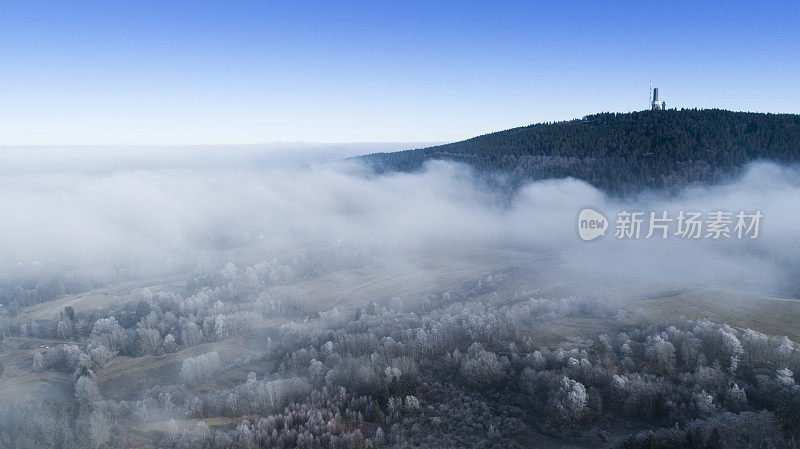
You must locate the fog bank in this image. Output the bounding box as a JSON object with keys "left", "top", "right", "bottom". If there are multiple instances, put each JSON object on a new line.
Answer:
{"left": 0, "top": 145, "right": 797, "bottom": 298}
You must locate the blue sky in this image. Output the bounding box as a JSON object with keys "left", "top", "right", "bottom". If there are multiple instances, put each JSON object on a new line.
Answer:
{"left": 1, "top": 0, "right": 798, "bottom": 145}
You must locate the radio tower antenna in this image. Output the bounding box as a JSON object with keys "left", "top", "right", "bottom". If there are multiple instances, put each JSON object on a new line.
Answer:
{"left": 649, "top": 79, "right": 653, "bottom": 107}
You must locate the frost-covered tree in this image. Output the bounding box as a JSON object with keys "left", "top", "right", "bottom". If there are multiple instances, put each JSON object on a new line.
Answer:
{"left": 164, "top": 333, "right": 178, "bottom": 353}
{"left": 32, "top": 352, "right": 44, "bottom": 372}
{"left": 75, "top": 375, "right": 101, "bottom": 403}
{"left": 181, "top": 351, "right": 222, "bottom": 385}
{"left": 89, "top": 408, "right": 111, "bottom": 448}
{"left": 180, "top": 321, "right": 203, "bottom": 347}
{"left": 776, "top": 368, "right": 794, "bottom": 387}
{"left": 460, "top": 342, "right": 508, "bottom": 388}
{"left": 135, "top": 327, "right": 161, "bottom": 355}
{"left": 645, "top": 334, "right": 676, "bottom": 374}
{"left": 553, "top": 376, "right": 587, "bottom": 424}
{"left": 56, "top": 318, "right": 72, "bottom": 340}
{"left": 91, "top": 317, "right": 126, "bottom": 352}
{"left": 88, "top": 342, "right": 114, "bottom": 367}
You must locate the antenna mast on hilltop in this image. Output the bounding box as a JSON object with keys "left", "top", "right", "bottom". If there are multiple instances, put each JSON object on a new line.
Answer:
{"left": 649, "top": 81, "right": 665, "bottom": 110}
{"left": 649, "top": 80, "right": 653, "bottom": 107}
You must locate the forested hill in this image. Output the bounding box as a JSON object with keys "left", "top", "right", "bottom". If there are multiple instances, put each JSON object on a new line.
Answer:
{"left": 358, "top": 109, "right": 800, "bottom": 193}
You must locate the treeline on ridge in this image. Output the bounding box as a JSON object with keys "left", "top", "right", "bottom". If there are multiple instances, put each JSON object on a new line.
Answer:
{"left": 359, "top": 109, "right": 800, "bottom": 194}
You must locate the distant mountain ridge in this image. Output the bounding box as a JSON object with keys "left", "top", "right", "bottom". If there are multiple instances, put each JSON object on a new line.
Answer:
{"left": 358, "top": 109, "right": 800, "bottom": 193}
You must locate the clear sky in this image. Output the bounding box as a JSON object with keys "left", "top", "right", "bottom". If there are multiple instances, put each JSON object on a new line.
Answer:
{"left": 1, "top": 0, "right": 798, "bottom": 145}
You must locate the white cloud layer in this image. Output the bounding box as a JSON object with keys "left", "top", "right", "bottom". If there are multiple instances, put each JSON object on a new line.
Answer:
{"left": 0, "top": 145, "right": 797, "bottom": 297}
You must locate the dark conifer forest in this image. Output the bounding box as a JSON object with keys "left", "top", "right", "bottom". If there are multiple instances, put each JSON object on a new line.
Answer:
{"left": 360, "top": 109, "right": 800, "bottom": 193}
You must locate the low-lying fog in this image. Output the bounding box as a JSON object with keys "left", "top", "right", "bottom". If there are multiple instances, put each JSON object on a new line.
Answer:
{"left": 0, "top": 144, "right": 797, "bottom": 298}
